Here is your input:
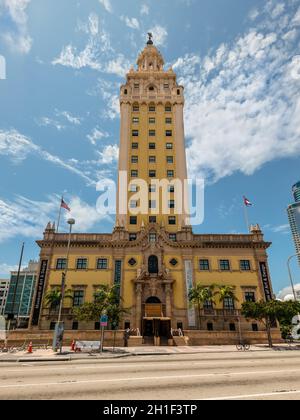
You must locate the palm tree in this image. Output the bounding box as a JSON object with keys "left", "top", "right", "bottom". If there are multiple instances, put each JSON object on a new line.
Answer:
{"left": 188, "top": 284, "right": 216, "bottom": 329}
{"left": 217, "top": 285, "right": 239, "bottom": 330}
{"left": 44, "top": 287, "right": 73, "bottom": 313}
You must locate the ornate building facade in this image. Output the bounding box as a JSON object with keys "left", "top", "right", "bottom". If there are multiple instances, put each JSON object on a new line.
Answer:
{"left": 30, "top": 38, "right": 275, "bottom": 342}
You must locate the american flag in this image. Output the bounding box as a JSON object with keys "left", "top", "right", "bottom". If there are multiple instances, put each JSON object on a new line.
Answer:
{"left": 61, "top": 199, "right": 71, "bottom": 212}
{"left": 243, "top": 196, "right": 253, "bottom": 207}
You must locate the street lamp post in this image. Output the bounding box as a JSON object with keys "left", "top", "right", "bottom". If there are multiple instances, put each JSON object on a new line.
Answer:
{"left": 53, "top": 218, "right": 75, "bottom": 353}
{"left": 287, "top": 255, "right": 298, "bottom": 302}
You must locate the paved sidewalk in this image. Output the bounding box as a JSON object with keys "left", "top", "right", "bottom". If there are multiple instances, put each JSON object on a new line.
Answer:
{"left": 1, "top": 344, "right": 299, "bottom": 362}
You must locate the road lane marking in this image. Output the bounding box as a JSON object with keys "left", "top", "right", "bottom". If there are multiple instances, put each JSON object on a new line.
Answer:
{"left": 1, "top": 368, "right": 300, "bottom": 390}
{"left": 202, "top": 390, "right": 300, "bottom": 400}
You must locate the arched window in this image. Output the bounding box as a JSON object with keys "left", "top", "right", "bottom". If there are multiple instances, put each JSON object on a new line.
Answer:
{"left": 148, "top": 255, "right": 159, "bottom": 274}
{"left": 146, "top": 296, "right": 161, "bottom": 304}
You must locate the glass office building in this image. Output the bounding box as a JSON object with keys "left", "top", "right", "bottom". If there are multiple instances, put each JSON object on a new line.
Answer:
{"left": 4, "top": 261, "right": 38, "bottom": 327}
{"left": 288, "top": 182, "right": 300, "bottom": 266}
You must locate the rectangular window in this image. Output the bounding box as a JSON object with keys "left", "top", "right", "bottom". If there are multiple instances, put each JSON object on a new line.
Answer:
{"left": 166, "top": 130, "right": 172, "bottom": 136}
{"left": 72, "top": 321, "right": 79, "bottom": 330}
{"left": 149, "top": 105, "right": 156, "bottom": 112}
{"left": 203, "top": 300, "right": 213, "bottom": 310}
{"left": 245, "top": 292, "right": 256, "bottom": 303}
{"left": 149, "top": 184, "right": 157, "bottom": 193}
{"left": 207, "top": 323, "right": 214, "bottom": 331}
{"left": 132, "top": 117, "right": 139, "bottom": 124}
{"left": 149, "top": 170, "right": 156, "bottom": 178}
{"left": 149, "top": 130, "right": 156, "bottom": 137}
{"left": 168, "top": 185, "right": 175, "bottom": 193}
{"left": 56, "top": 259, "right": 67, "bottom": 270}
{"left": 220, "top": 260, "right": 231, "bottom": 271}
{"left": 164, "top": 83, "right": 169, "bottom": 89}
{"left": 132, "top": 130, "right": 139, "bottom": 137}
{"left": 130, "top": 216, "right": 137, "bottom": 225}
{"left": 229, "top": 323, "right": 236, "bottom": 332}
{"left": 168, "top": 216, "right": 176, "bottom": 225}
{"left": 97, "top": 259, "right": 108, "bottom": 270}
{"left": 134, "top": 84, "right": 139, "bottom": 89}
{"left": 149, "top": 118, "right": 156, "bottom": 124}
{"left": 149, "top": 143, "right": 156, "bottom": 150}
{"left": 73, "top": 291, "right": 84, "bottom": 307}
{"left": 76, "top": 259, "right": 88, "bottom": 270}
{"left": 169, "top": 234, "right": 177, "bottom": 242}
{"left": 133, "top": 105, "right": 139, "bottom": 112}
{"left": 132, "top": 143, "right": 138, "bottom": 149}
{"left": 149, "top": 156, "right": 156, "bottom": 163}
{"left": 130, "top": 184, "right": 138, "bottom": 193}
{"left": 165, "top": 118, "right": 172, "bottom": 124}
{"left": 167, "top": 170, "right": 174, "bottom": 178}
{"left": 240, "top": 260, "right": 251, "bottom": 271}
{"left": 223, "top": 297, "right": 235, "bottom": 310}
{"left": 149, "top": 233, "right": 157, "bottom": 242}
{"left": 169, "top": 200, "right": 175, "bottom": 209}
{"left": 166, "top": 143, "right": 173, "bottom": 149}
{"left": 131, "top": 170, "right": 138, "bottom": 178}
{"left": 165, "top": 106, "right": 172, "bottom": 112}
{"left": 199, "top": 259, "right": 210, "bottom": 271}
{"left": 131, "top": 156, "right": 138, "bottom": 164}
{"left": 252, "top": 323, "right": 258, "bottom": 332}
{"left": 167, "top": 156, "right": 174, "bottom": 164}
{"left": 129, "top": 234, "right": 137, "bottom": 242}
{"left": 149, "top": 216, "right": 157, "bottom": 223}
{"left": 149, "top": 200, "right": 157, "bottom": 209}
{"left": 130, "top": 200, "right": 138, "bottom": 208}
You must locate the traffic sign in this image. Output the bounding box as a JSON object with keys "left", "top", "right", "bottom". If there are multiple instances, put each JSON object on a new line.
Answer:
{"left": 100, "top": 315, "right": 108, "bottom": 327}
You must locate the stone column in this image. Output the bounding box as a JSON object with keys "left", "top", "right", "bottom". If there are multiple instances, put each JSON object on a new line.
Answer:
{"left": 116, "top": 102, "right": 130, "bottom": 228}
{"left": 165, "top": 284, "right": 172, "bottom": 319}
{"left": 174, "top": 103, "right": 189, "bottom": 228}
{"left": 135, "top": 284, "right": 143, "bottom": 332}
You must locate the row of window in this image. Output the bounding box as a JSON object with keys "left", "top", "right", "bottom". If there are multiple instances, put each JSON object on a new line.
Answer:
{"left": 56, "top": 258, "right": 108, "bottom": 271}
{"left": 130, "top": 199, "right": 175, "bottom": 209}
{"left": 130, "top": 185, "right": 175, "bottom": 193}
{"left": 133, "top": 117, "right": 172, "bottom": 125}
{"left": 132, "top": 142, "right": 174, "bottom": 150}
{"left": 199, "top": 259, "right": 252, "bottom": 272}
{"left": 129, "top": 216, "right": 177, "bottom": 228}
{"left": 132, "top": 130, "right": 173, "bottom": 137}
{"left": 130, "top": 170, "right": 175, "bottom": 178}
{"left": 131, "top": 156, "right": 174, "bottom": 164}
{"left": 132, "top": 105, "right": 173, "bottom": 113}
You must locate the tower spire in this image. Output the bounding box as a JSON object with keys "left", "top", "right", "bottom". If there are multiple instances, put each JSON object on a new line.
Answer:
{"left": 147, "top": 32, "right": 153, "bottom": 45}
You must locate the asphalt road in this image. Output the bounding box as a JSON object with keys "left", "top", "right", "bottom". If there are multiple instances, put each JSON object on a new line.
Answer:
{"left": 1, "top": 351, "right": 300, "bottom": 400}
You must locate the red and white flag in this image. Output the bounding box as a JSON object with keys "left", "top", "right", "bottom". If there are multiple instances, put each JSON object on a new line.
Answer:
{"left": 61, "top": 199, "right": 71, "bottom": 212}
{"left": 243, "top": 196, "right": 253, "bottom": 207}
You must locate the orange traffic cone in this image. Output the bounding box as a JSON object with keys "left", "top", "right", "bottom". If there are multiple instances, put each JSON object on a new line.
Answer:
{"left": 71, "top": 340, "right": 76, "bottom": 352}
{"left": 27, "top": 342, "right": 33, "bottom": 354}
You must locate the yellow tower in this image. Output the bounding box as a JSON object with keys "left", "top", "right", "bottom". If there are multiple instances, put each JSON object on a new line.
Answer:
{"left": 117, "top": 34, "right": 189, "bottom": 234}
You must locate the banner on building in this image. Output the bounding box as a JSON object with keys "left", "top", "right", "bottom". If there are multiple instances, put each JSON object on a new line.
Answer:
{"left": 259, "top": 261, "right": 272, "bottom": 302}
{"left": 184, "top": 260, "right": 196, "bottom": 328}
{"left": 31, "top": 260, "right": 48, "bottom": 326}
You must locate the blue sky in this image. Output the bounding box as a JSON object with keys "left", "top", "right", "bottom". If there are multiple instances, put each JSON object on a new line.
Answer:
{"left": 0, "top": 0, "right": 300, "bottom": 294}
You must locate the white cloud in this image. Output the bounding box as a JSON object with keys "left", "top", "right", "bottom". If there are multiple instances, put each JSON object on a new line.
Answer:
{"left": 68, "top": 196, "right": 113, "bottom": 232}
{"left": 292, "top": 7, "right": 300, "bottom": 26}
{"left": 1, "top": 0, "right": 32, "bottom": 54}
{"left": 0, "top": 129, "right": 95, "bottom": 185}
{"left": 37, "top": 117, "right": 65, "bottom": 131}
{"left": 53, "top": 13, "right": 129, "bottom": 79}
{"left": 98, "top": 0, "right": 112, "bottom": 13}
{"left": 270, "top": 224, "right": 290, "bottom": 234}
{"left": 87, "top": 128, "right": 109, "bottom": 145}
{"left": 98, "top": 144, "right": 119, "bottom": 164}
{"left": 0, "top": 263, "right": 19, "bottom": 276}
{"left": 141, "top": 4, "right": 149, "bottom": 15}
{"left": 148, "top": 25, "right": 168, "bottom": 47}
{"left": 0, "top": 194, "right": 111, "bottom": 243}
{"left": 121, "top": 16, "right": 140, "bottom": 30}
{"left": 57, "top": 110, "right": 82, "bottom": 126}
{"left": 277, "top": 284, "right": 300, "bottom": 301}
{"left": 173, "top": 1, "right": 300, "bottom": 182}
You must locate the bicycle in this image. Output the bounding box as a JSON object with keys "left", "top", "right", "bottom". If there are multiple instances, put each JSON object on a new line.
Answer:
{"left": 236, "top": 342, "right": 251, "bottom": 351}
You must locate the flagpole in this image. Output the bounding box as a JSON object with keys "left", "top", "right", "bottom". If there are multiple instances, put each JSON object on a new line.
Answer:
{"left": 56, "top": 196, "right": 63, "bottom": 233}
{"left": 243, "top": 202, "right": 250, "bottom": 233}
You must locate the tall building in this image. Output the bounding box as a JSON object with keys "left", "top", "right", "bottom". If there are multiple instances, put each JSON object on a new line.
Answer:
{"left": 5, "top": 261, "right": 38, "bottom": 327}
{"left": 31, "top": 37, "right": 275, "bottom": 343}
{"left": 288, "top": 182, "right": 300, "bottom": 265}
{"left": 0, "top": 279, "right": 10, "bottom": 316}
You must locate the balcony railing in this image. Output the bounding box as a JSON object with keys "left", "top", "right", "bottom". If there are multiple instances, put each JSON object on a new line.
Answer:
{"left": 201, "top": 309, "right": 241, "bottom": 317}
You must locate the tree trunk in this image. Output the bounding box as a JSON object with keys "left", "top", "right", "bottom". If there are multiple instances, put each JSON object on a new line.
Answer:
{"left": 198, "top": 304, "right": 202, "bottom": 330}
{"left": 266, "top": 318, "right": 273, "bottom": 348}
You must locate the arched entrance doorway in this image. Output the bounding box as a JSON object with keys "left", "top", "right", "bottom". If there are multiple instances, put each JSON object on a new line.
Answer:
{"left": 148, "top": 255, "right": 159, "bottom": 274}
{"left": 143, "top": 296, "right": 171, "bottom": 346}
